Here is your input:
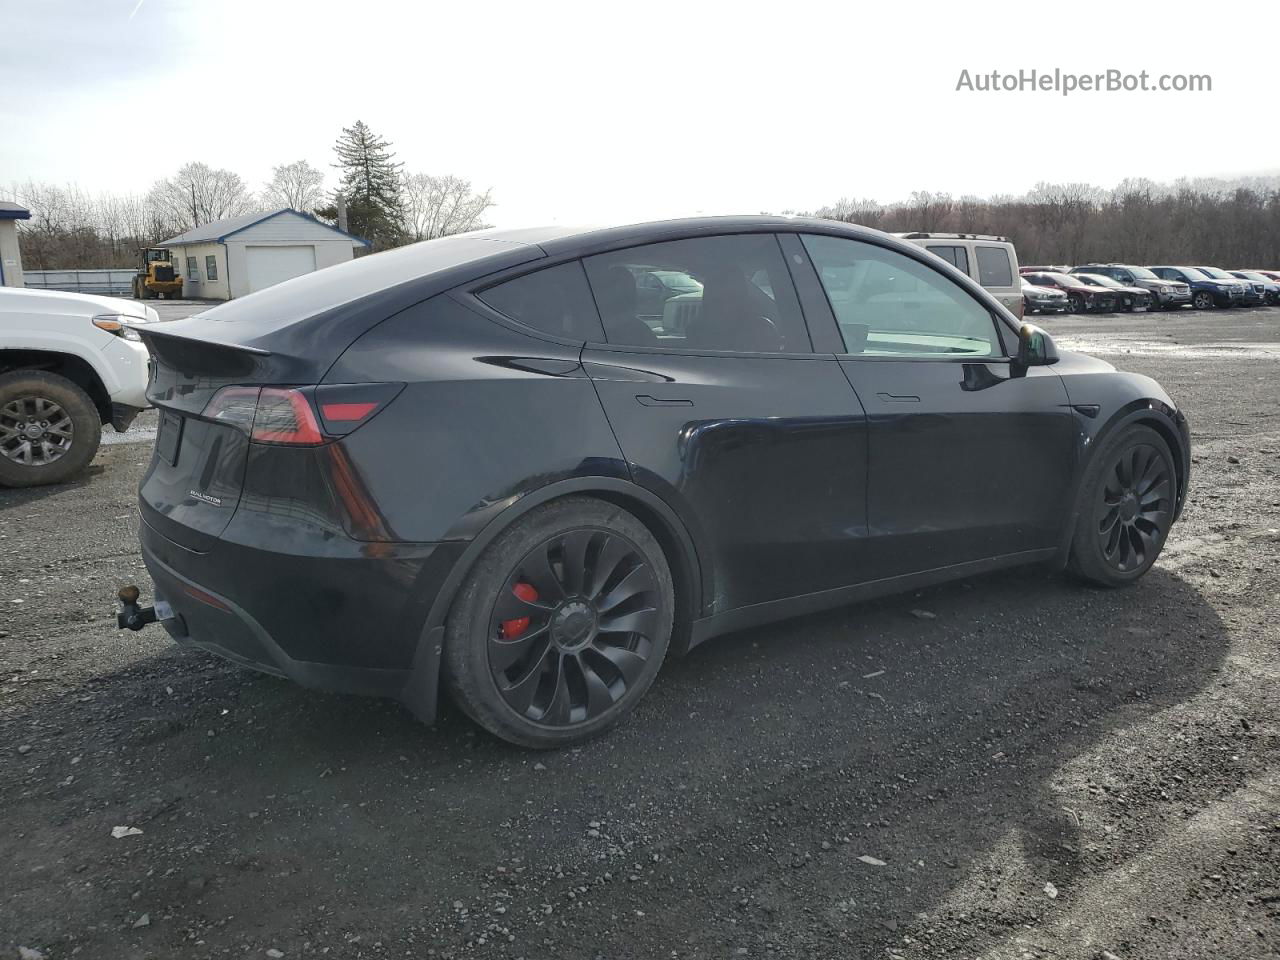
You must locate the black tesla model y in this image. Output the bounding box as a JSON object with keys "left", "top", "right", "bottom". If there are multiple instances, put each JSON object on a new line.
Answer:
{"left": 128, "top": 217, "right": 1190, "bottom": 747}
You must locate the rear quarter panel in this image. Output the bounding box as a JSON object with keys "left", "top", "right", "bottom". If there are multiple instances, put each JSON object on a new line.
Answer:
{"left": 323, "top": 295, "right": 630, "bottom": 543}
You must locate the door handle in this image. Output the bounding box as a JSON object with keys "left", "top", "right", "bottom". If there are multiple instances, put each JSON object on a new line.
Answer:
{"left": 877, "top": 392, "right": 920, "bottom": 403}
{"left": 636, "top": 395, "right": 694, "bottom": 407}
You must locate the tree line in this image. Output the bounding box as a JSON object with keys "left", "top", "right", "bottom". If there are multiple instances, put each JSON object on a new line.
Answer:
{"left": 803, "top": 175, "right": 1280, "bottom": 268}
{"left": 3, "top": 120, "right": 494, "bottom": 270}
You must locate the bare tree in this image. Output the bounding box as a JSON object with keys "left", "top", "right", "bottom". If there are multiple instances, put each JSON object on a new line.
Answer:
{"left": 400, "top": 173, "right": 494, "bottom": 241}
{"left": 146, "top": 162, "right": 256, "bottom": 232}
{"left": 262, "top": 160, "right": 326, "bottom": 212}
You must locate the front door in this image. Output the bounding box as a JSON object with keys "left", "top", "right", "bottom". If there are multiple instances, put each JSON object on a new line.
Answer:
{"left": 580, "top": 233, "right": 869, "bottom": 615}
{"left": 798, "top": 233, "right": 1074, "bottom": 577}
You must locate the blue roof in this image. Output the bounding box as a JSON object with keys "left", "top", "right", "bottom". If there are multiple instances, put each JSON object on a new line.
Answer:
{"left": 0, "top": 201, "right": 31, "bottom": 220}
{"left": 160, "top": 208, "right": 367, "bottom": 246}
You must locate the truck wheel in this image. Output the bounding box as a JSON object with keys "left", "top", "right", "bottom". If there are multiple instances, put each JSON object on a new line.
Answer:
{"left": 0, "top": 371, "right": 102, "bottom": 488}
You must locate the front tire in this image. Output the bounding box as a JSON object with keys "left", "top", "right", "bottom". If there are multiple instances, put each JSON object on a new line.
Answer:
{"left": 1067, "top": 294, "right": 1085, "bottom": 314}
{"left": 1192, "top": 291, "right": 1214, "bottom": 310}
{"left": 1068, "top": 425, "right": 1176, "bottom": 587}
{"left": 0, "top": 371, "right": 102, "bottom": 488}
{"left": 443, "top": 496, "right": 675, "bottom": 748}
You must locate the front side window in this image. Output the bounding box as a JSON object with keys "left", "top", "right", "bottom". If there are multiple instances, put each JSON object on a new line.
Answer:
{"left": 925, "top": 244, "right": 969, "bottom": 275}
{"left": 802, "top": 235, "right": 1000, "bottom": 359}
{"left": 205, "top": 255, "right": 218, "bottom": 281}
{"left": 975, "top": 245, "right": 1014, "bottom": 287}
{"left": 186, "top": 256, "right": 198, "bottom": 280}
{"left": 583, "top": 234, "right": 809, "bottom": 353}
{"left": 476, "top": 260, "right": 605, "bottom": 342}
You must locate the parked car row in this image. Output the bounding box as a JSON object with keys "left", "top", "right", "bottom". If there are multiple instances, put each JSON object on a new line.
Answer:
{"left": 1020, "top": 261, "right": 1280, "bottom": 315}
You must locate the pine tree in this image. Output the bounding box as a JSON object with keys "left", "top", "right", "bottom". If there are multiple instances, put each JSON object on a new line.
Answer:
{"left": 331, "top": 121, "right": 404, "bottom": 249}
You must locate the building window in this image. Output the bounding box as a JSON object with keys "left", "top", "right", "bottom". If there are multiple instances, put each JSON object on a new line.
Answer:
{"left": 186, "top": 256, "right": 198, "bottom": 281}
{"left": 205, "top": 255, "right": 218, "bottom": 281}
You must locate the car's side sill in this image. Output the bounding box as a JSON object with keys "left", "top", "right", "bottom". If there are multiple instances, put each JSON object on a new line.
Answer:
{"left": 688, "top": 547, "right": 1058, "bottom": 648}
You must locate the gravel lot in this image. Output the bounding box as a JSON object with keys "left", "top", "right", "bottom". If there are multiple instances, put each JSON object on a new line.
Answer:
{"left": 2, "top": 305, "right": 1277, "bottom": 960}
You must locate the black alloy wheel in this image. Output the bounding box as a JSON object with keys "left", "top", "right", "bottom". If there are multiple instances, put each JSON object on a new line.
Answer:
{"left": 443, "top": 496, "right": 674, "bottom": 747}
{"left": 487, "top": 528, "right": 662, "bottom": 725}
{"left": 1069, "top": 425, "right": 1175, "bottom": 586}
{"left": 1095, "top": 442, "right": 1171, "bottom": 572}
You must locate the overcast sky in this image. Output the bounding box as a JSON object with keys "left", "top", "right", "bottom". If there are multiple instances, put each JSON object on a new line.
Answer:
{"left": 2, "top": 0, "right": 1275, "bottom": 227}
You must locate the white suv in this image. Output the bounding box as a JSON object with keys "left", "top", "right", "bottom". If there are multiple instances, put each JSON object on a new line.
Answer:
{"left": 895, "top": 233, "right": 1024, "bottom": 319}
{"left": 0, "top": 287, "right": 158, "bottom": 487}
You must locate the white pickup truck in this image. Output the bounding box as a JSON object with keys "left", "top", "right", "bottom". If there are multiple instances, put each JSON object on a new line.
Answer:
{"left": 0, "top": 287, "right": 159, "bottom": 487}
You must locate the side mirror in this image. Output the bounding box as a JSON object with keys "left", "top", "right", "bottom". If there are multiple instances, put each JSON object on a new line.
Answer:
{"left": 1016, "top": 323, "right": 1059, "bottom": 368}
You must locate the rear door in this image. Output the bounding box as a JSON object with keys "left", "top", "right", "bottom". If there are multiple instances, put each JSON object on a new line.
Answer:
{"left": 798, "top": 233, "right": 1073, "bottom": 577}
{"left": 580, "top": 233, "right": 870, "bottom": 615}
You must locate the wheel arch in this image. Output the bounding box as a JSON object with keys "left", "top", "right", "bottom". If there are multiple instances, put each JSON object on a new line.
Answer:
{"left": 0, "top": 349, "right": 112, "bottom": 423}
{"left": 1055, "top": 399, "right": 1190, "bottom": 564}
{"left": 398, "top": 476, "right": 707, "bottom": 724}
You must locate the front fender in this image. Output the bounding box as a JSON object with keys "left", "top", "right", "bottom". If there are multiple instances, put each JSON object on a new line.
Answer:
{"left": 1, "top": 328, "right": 134, "bottom": 397}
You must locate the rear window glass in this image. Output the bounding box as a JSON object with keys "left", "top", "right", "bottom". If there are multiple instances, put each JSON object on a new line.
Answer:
{"left": 975, "top": 246, "right": 1014, "bottom": 287}
{"left": 477, "top": 261, "right": 605, "bottom": 342}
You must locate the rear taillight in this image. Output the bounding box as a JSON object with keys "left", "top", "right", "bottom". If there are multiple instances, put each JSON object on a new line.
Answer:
{"left": 201, "top": 383, "right": 403, "bottom": 445}
{"left": 203, "top": 386, "right": 261, "bottom": 432}
{"left": 314, "top": 383, "right": 405, "bottom": 436}
{"left": 252, "top": 388, "right": 326, "bottom": 445}
{"left": 201, "top": 386, "right": 324, "bottom": 445}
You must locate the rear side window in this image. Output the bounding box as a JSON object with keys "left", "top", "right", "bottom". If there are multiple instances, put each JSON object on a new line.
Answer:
{"left": 925, "top": 244, "right": 969, "bottom": 275}
{"left": 975, "top": 246, "right": 1014, "bottom": 287}
{"left": 583, "top": 234, "right": 810, "bottom": 354}
{"left": 476, "top": 261, "right": 605, "bottom": 342}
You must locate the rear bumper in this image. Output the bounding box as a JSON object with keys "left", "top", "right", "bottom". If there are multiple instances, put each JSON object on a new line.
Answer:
{"left": 139, "top": 509, "right": 466, "bottom": 718}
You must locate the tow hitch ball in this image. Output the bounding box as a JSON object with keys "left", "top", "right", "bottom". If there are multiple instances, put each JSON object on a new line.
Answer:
{"left": 117, "top": 585, "right": 157, "bottom": 631}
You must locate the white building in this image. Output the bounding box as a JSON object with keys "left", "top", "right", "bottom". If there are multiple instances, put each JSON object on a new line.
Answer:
{"left": 0, "top": 201, "right": 30, "bottom": 287}
{"left": 160, "top": 208, "right": 367, "bottom": 300}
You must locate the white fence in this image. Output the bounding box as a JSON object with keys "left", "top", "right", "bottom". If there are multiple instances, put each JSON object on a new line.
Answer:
{"left": 24, "top": 269, "right": 136, "bottom": 296}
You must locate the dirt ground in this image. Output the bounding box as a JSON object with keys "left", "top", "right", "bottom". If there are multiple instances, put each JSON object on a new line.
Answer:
{"left": 2, "top": 305, "right": 1277, "bottom": 960}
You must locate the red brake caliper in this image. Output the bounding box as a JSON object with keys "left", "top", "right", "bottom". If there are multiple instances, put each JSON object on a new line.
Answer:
{"left": 500, "top": 582, "right": 539, "bottom": 639}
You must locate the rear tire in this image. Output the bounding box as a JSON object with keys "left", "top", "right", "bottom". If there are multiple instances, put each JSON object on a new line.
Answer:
{"left": 1068, "top": 425, "right": 1176, "bottom": 587}
{"left": 0, "top": 371, "right": 102, "bottom": 488}
{"left": 443, "top": 496, "right": 675, "bottom": 748}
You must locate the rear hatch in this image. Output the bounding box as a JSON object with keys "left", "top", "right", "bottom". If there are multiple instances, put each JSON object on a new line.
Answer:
{"left": 135, "top": 291, "right": 400, "bottom": 551}
{"left": 139, "top": 333, "right": 286, "bottom": 551}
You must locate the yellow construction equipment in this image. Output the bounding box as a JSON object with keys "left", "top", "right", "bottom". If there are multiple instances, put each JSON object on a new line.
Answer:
{"left": 132, "top": 248, "right": 183, "bottom": 300}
